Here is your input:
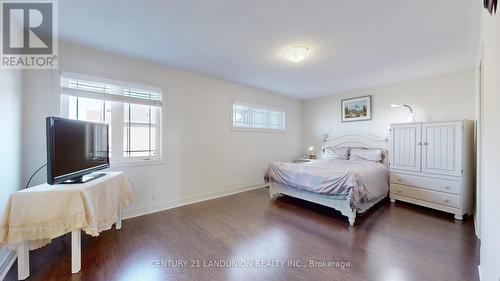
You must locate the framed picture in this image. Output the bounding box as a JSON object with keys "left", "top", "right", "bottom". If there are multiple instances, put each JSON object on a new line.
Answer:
{"left": 484, "top": 0, "right": 497, "bottom": 14}
{"left": 341, "top": 95, "right": 372, "bottom": 122}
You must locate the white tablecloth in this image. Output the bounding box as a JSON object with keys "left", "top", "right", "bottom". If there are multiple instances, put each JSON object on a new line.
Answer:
{"left": 0, "top": 172, "right": 133, "bottom": 250}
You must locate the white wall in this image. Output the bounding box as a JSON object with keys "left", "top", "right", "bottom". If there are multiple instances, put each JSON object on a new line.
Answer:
{"left": 478, "top": 9, "right": 500, "bottom": 281}
{"left": 0, "top": 70, "right": 23, "bottom": 273}
{"left": 22, "top": 42, "right": 302, "bottom": 217}
{"left": 0, "top": 70, "right": 23, "bottom": 214}
{"left": 302, "top": 70, "right": 475, "bottom": 154}
{"left": 22, "top": 70, "right": 58, "bottom": 186}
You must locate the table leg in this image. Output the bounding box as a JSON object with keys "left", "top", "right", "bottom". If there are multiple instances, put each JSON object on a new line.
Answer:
{"left": 17, "top": 242, "right": 29, "bottom": 280}
{"left": 116, "top": 210, "right": 122, "bottom": 230}
{"left": 71, "top": 229, "right": 81, "bottom": 274}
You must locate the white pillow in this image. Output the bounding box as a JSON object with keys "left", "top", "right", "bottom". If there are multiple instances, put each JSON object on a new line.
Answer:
{"left": 324, "top": 147, "right": 350, "bottom": 160}
{"left": 350, "top": 148, "right": 383, "bottom": 162}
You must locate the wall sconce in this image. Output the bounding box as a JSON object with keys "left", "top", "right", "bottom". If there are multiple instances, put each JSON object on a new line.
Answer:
{"left": 391, "top": 104, "right": 415, "bottom": 122}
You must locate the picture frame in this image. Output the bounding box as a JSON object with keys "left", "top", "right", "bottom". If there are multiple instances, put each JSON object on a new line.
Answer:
{"left": 341, "top": 95, "right": 372, "bottom": 122}
{"left": 484, "top": 0, "right": 497, "bottom": 14}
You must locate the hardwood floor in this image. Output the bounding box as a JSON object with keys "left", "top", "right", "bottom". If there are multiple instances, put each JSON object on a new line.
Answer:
{"left": 5, "top": 188, "right": 479, "bottom": 281}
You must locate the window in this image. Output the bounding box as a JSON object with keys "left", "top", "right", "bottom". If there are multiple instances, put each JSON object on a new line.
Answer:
{"left": 231, "top": 101, "right": 285, "bottom": 131}
{"left": 60, "top": 72, "right": 163, "bottom": 163}
{"left": 123, "top": 103, "right": 158, "bottom": 158}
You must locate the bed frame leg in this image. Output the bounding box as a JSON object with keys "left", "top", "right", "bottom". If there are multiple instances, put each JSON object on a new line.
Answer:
{"left": 269, "top": 184, "right": 279, "bottom": 200}
{"left": 347, "top": 211, "right": 356, "bottom": 226}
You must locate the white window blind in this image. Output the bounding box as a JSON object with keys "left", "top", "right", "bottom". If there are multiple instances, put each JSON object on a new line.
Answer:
{"left": 60, "top": 72, "right": 163, "bottom": 163}
{"left": 231, "top": 101, "right": 285, "bottom": 131}
{"left": 61, "top": 75, "right": 162, "bottom": 107}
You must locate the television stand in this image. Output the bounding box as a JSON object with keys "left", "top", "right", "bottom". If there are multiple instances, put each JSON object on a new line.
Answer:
{"left": 1, "top": 172, "right": 133, "bottom": 280}
{"left": 62, "top": 172, "right": 106, "bottom": 184}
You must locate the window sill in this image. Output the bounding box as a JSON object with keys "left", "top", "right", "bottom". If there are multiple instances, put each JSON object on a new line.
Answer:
{"left": 110, "top": 159, "right": 166, "bottom": 168}
{"left": 230, "top": 127, "right": 286, "bottom": 134}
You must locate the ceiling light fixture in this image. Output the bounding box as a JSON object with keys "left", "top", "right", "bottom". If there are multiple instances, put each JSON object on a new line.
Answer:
{"left": 281, "top": 45, "right": 310, "bottom": 63}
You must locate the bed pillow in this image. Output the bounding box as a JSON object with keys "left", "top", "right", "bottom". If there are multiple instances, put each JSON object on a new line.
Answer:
{"left": 349, "top": 148, "right": 383, "bottom": 162}
{"left": 323, "top": 147, "right": 350, "bottom": 160}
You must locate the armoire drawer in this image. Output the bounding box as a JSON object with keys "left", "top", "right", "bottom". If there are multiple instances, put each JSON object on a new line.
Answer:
{"left": 390, "top": 173, "right": 461, "bottom": 195}
{"left": 390, "top": 184, "right": 461, "bottom": 208}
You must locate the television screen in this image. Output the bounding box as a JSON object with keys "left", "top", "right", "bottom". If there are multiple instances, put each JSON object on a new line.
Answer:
{"left": 46, "top": 117, "right": 109, "bottom": 184}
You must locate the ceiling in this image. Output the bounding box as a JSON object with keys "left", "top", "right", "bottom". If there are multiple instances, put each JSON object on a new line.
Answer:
{"left": 59, "top": 0, "right": 480, "bottom": 99}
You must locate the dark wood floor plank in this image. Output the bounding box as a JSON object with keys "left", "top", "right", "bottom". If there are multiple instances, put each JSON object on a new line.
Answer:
{"left": 5, "top": 188, "right": 479, "bottom": 281}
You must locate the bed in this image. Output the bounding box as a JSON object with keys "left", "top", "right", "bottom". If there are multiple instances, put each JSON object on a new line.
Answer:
{"left": 265, "top": 135, "right": 390, "bottom": 226}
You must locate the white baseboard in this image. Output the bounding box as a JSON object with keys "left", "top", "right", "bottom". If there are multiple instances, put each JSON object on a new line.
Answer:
{"left": 478, "top": 265, "right": 482, "bottom": 281}
{"left": 0, "top": 246, "right": 17, "bottom": 281}
{"left": 122, "top": 183, "right": 267, "bottom": 220}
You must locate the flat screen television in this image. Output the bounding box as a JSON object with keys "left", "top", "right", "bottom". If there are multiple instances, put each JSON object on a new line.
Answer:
{"left": 46, "top": 117, "right": 109, "bottom": 184}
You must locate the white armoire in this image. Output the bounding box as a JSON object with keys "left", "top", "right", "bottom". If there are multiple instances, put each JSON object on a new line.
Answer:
{"left": 389, "top": 120, "right": 475, "bottom": 220}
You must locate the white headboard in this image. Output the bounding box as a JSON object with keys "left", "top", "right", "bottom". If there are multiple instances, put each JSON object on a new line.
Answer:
{"left": 322, "top": 134, "right": 390, "bottom": 166}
